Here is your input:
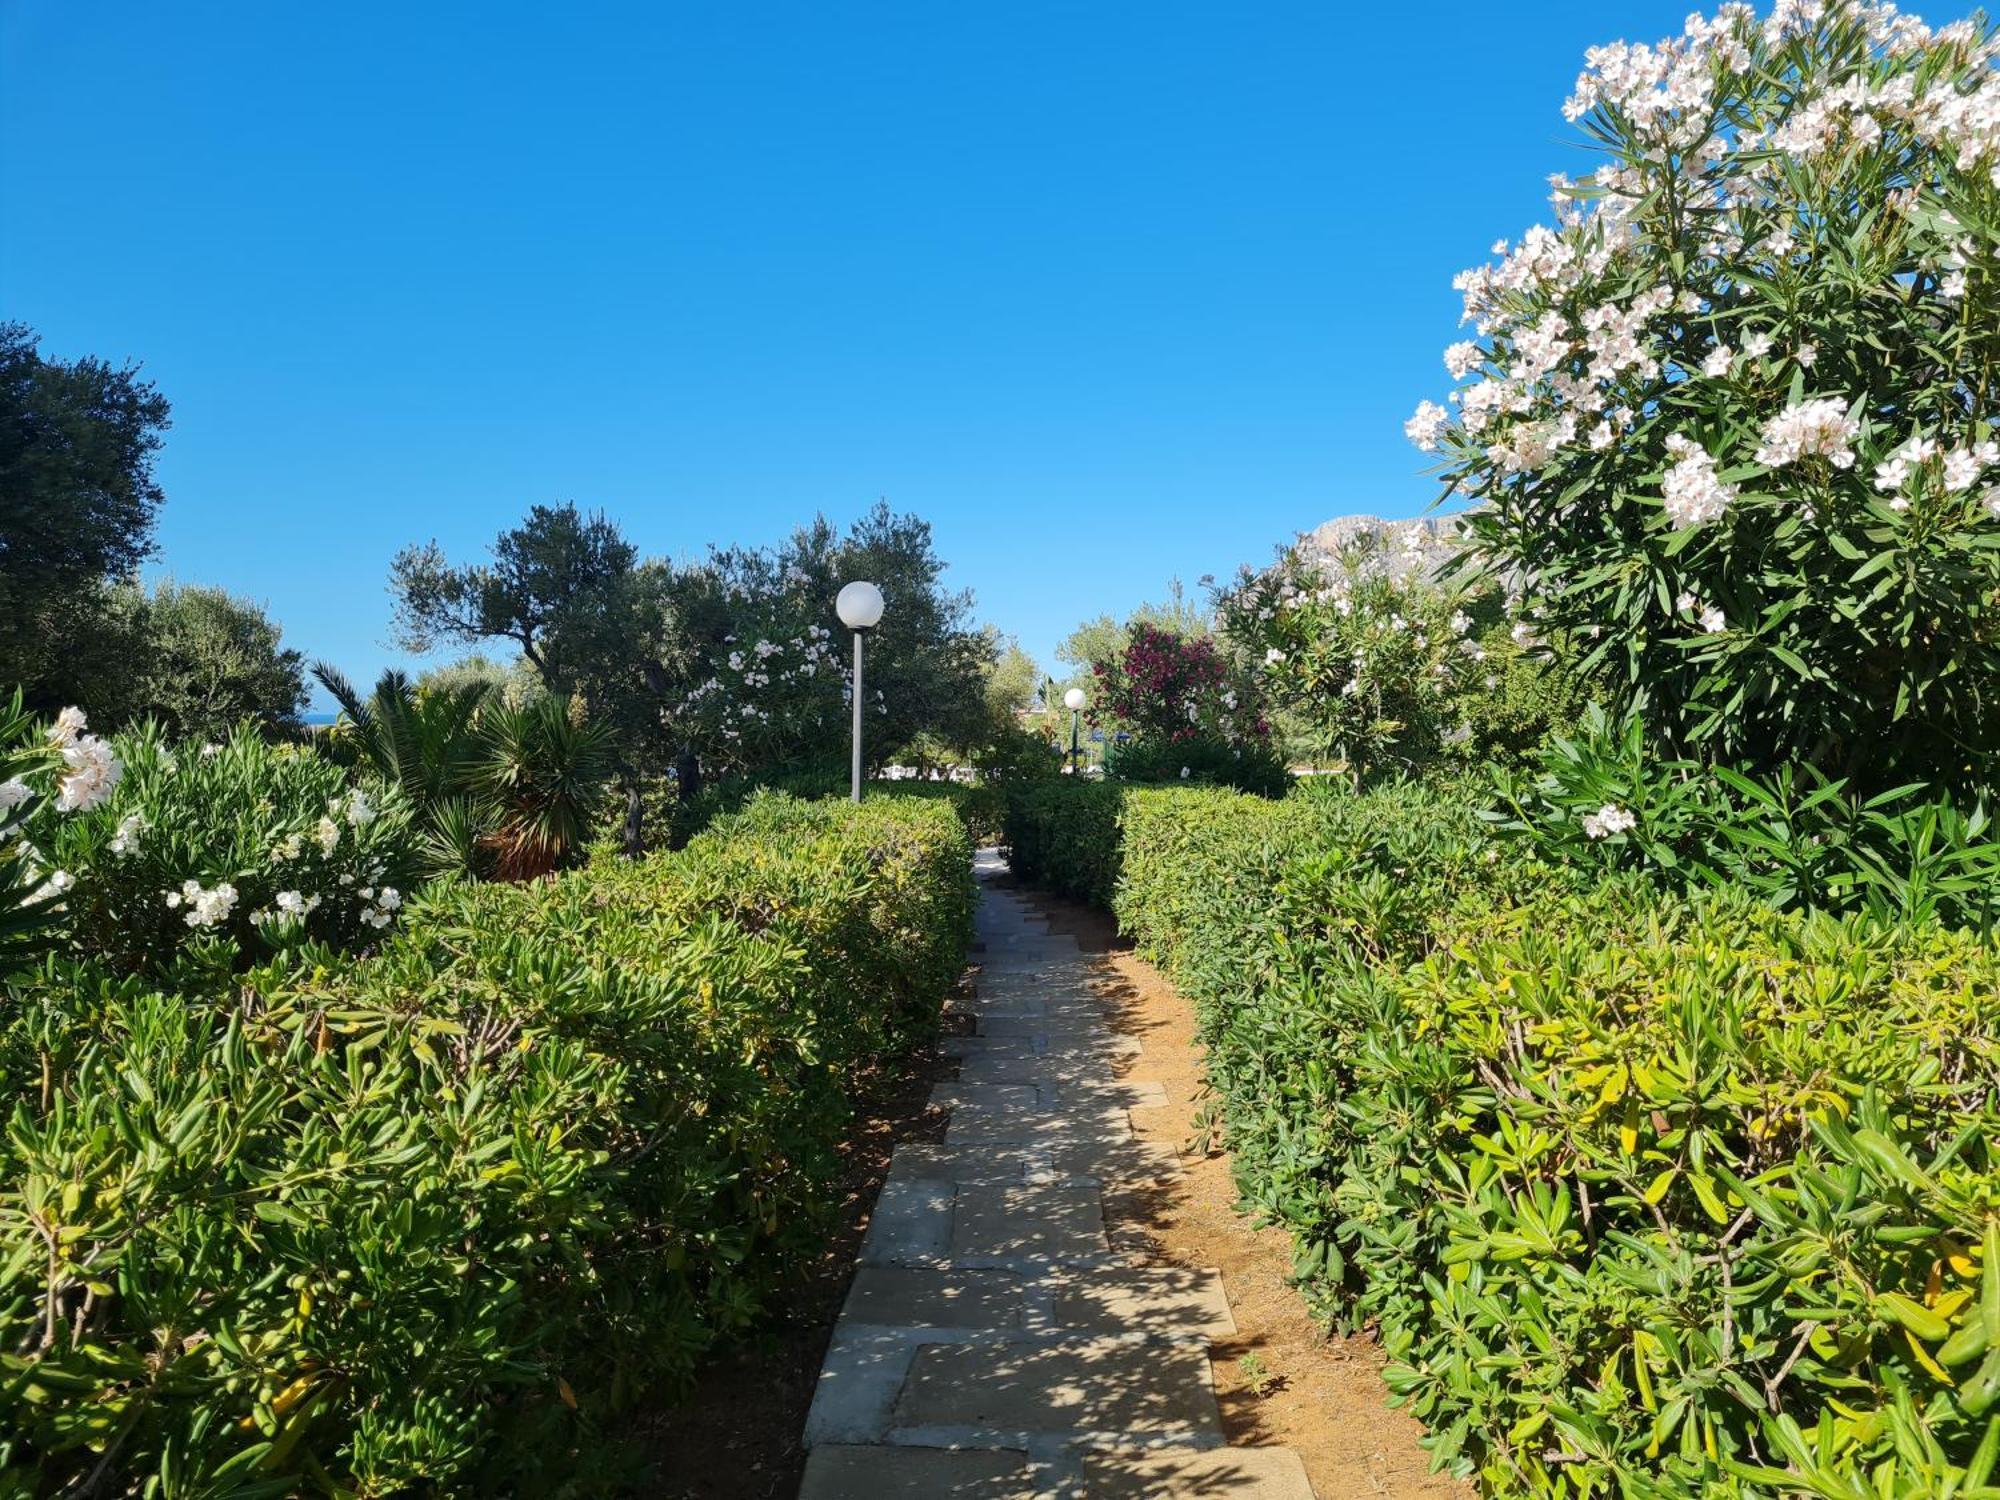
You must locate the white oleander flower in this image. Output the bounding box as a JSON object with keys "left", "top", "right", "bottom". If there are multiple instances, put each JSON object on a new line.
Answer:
{"left": 55, "top": 735, "right": 122, "bottom": 812}
{"left": 316, "top": 816, "right": 341, "bottom": 854}
{"left": 1581, "top": 803, "right": 1637, "bottom": 840}
{"left": 1405, "top": 400, "right": 1449, "bottom": 451}
{"left": 108, "top": 811, "right": 147, "bottom": 855}
{"left": 1755, "top": 398, "right": 1860, "bottom": 470}
{"left": 178, "top": 880, "right": 238, "bottom": 929}
{"left": 1661, "top": 436, "right": 1737, "bottom": 528}
{"left": 48, "top": 707, "right": 87, "bottom": 748}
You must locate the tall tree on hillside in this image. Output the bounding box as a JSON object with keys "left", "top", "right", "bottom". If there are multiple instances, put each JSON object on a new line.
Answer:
{"left": 0, "top": 322, "right": 172, "bottom": 711}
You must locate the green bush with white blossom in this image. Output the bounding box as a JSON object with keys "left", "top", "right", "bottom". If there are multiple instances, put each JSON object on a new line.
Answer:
{"left": 8, "top": 714, "right": 419, "bottom": 982}
{"left": 1408, "top": 0, "right": 2000, "bottom": 792}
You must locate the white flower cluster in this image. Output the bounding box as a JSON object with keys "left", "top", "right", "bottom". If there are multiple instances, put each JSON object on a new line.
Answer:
{"left": 251, "top": 888, "right": 324, "bottom": 928}
{"left": 1661, "top": 436, "right": 1737, "bottom": 528}
{"left": 1873, "top": 433, "right": 2000, "bottom": 507}
{"left": 1581, "top": 802, "right": 1638, "bottom": 839}
{"left": 49, "top": 708, "right": 122, "bottom": 813}
{"left": 108, "top": 811, "right": 147, "bottom": 855}
{"left": 1754, "top": 397, "right": 1861, "bottom": 469}
{"left": 166, "top": 878, "right": 239, "bottom": 929}
{"left": 1406, "top": 0, "right": 2000, "bottom": 537}
{"left": 358, "top": 884, "right": 402, "bottom": 929}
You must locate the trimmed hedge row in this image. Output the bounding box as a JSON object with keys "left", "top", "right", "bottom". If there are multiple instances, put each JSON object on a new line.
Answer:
{"left": 999, "top": 780, "right": 1126, "bottom": 907}
{"left": 1, "top": 793, "right": 973, "bottom": 1494}
{"left": 1017, "top": 779, "right": 2000, "bottom": 1497}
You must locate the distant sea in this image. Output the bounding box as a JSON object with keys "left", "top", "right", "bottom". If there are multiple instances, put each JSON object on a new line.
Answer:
{"left": 303, "top": 712, "right": 337, "bottom": 726}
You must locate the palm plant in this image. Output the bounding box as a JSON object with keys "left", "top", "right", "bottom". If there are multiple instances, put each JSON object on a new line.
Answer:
{"left": 476, "top": 695, "right": 614, "bottom": 880}
{"left": 314, "top": 664, "right": 498, "bottom": 878}
{"left": 312, "top": 665, "right": 489, "bottom": 803}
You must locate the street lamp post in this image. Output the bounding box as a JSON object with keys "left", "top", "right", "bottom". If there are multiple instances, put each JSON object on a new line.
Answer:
{"left": 836, "top": 581, "right": 885, "bottom": 803}
{"left": 1063, "top": 687, "right": 1087, "bottom": 775}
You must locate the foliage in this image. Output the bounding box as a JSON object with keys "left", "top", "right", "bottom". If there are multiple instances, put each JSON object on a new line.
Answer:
{"left": 1055, "top": 577, "right": 1212, "bottom": 676}
{"left": 665, "top": 502, "right": 996, "bottom": 777}
{"left": 1408, "top": 2, "right": 2000, "bottom": 792}
{"left": 315, "top": 666, "right": 614, "bottom": 880}
{"left": 475, "top": 693, "right": 616, "bottom": 879}
{"left": 0, "top": 323, "right": 171, "bottom": 717}
{"left": 0, "top": 693, "right": 90, "bottom": 971}
{"left": 1088, "top": 622, "right": 1265, "bottom": 746}
{"left": 1217, "top": 532, "right": 1582, "bottom": 779}
{"left": 1103, "top": 731, "right": 1291, "bottom": 797}
{"left": 1495, "top": 703, "right": 2000, "bottom": 929}
{"left": 1001, "top": 780, "right": 1126, "bottom": 908}
{"left": 117, "top": 579, "right": 308, "bottom": 739}
{"left": 1075, "top": 780, "right": 2000, "bottom": 1497}
{"left": 389, "top": 501, "right": 999, "bottom": 847}
{"left": 0, "top": 794, "right": 974, "bottom": 1494}
{"left": 33, "top": 726, "right": 419, "bottom": 983}
{"left": 415, "top": 652, "right": 544, "bottom": 707}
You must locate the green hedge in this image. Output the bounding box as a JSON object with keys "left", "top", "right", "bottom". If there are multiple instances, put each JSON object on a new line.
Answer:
{"left": 1001, "top": 780, "right": 1126, "bottom": 907}
{"left": 1025, "top": 781, "right": 2000, "bottom": 1497}
{"left": 0, "top": 793, "right": 973, "bottom": 1494}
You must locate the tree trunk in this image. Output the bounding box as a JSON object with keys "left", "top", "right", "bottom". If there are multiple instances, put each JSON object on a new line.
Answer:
{"left": 621, "top": 777, "right": 644, "bottom": 857}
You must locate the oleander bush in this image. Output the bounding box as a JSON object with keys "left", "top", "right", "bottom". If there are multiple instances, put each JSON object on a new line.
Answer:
{"left": 1494, "top": 704, "right": 2000, "bottom": 930}
{"left": 0, "top": 793, "right": 973, "bottom": 1494}
{"left": 1101, "top": 732, "right": 1291, "bottom": 797}
{"left": 1408, "top": 0, "right": 2000, "bottom": 794}
{"left": 40, "top": 725, "right": 421, "bottom": 984}
{"left": 1217, "top": 533, "right": 1585, "bottom": 781}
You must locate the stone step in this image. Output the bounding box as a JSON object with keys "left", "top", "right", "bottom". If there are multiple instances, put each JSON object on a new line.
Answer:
{"left": 800, "top": 1445, "right": 1036, "bottom": 1500}
{"left": 1065, "top": 1446, "right": 1318, "bottom": 1499}
{"left": 889, "top": 1337, "right": 1225, "bottom": 1451}
{"left": 839, "top": 1265, "right": 1234, "bottom": 1339}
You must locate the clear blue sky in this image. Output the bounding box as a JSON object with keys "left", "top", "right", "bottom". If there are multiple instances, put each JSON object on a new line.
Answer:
{"left": 2, "top": 1, "right": 1695, "bottom": 707}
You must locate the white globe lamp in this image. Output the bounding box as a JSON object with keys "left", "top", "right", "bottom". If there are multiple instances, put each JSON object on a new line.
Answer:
{"left": 836, "top": 582, "right": 885, "bottom": 801}
{"left": 1062, "top": 688, "right": 1087, "bottom": 772}
{"left": 836, "top": 581, "right": 885, "bottom": 632}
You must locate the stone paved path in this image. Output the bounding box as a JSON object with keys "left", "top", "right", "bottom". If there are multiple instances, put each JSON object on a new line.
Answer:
{"left": 800, "top": 849, "right": 1316, "bottom": 1499}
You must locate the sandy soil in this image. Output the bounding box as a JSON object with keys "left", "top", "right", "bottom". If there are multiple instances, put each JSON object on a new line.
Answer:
{"left": 1015, "top": 882, "right": 1471, "bottom": 1500}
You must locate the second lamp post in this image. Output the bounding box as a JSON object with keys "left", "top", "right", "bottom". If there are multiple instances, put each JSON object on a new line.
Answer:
{"left": 1063, "top": 686, "right": 1087, "bottom": 774}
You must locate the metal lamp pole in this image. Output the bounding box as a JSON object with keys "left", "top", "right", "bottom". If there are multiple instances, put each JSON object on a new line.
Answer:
{"left": 1063, "top": 687, "right": 1087, "bottom": 775}
{"left": 836, "top": 582, "right": 886, "bottom": 803}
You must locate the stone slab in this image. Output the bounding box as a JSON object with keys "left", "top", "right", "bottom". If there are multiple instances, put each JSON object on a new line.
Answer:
{"left": 951, "top": 1182, "right": 1108, "bottom": 1261}
{"left": 804, "top": 1325, "right": 924, "bottom": 1445}
{"left": 946, "top": 1105, "right": 1133, "bottom": 1145}
{"left": 1047, "top": 1267, "right": 1235, "bottom": 1339}
{"left": 891, "top": 1338, "right": 1225, "bottom": 1448}
{"left": 800, "top": 1445, "right": 1038, "bottom": 1500}
{"left": 843, "top": 1267, "right": 1030, "bottom": 1331}
{"left": 1065, "top": 1445, "right": 1317, "bottom": 1498}
{"left": 859, "top": 1178, "right": 955, "bottom": 1265}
